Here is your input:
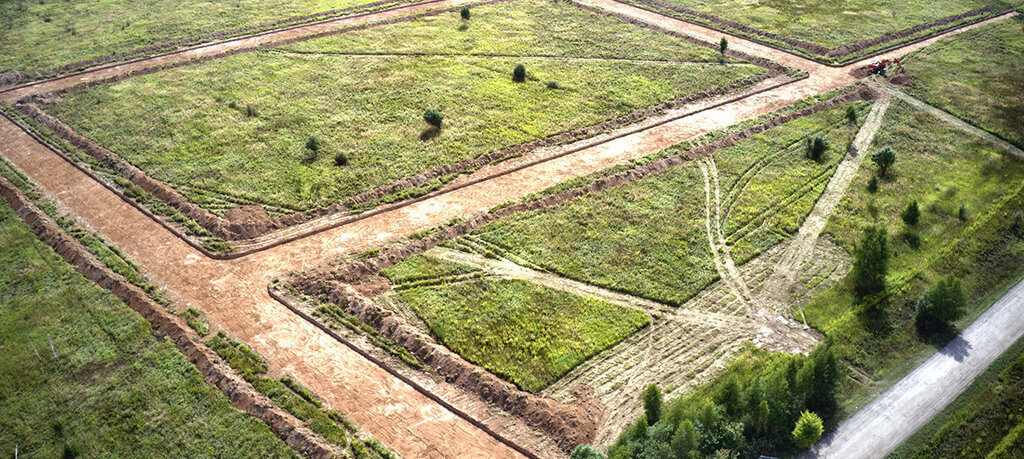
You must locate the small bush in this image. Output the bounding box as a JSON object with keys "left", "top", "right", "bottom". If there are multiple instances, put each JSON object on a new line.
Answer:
{"left": 719, "top": 36, "right": 728, "bottom": 55}
{"left": 846, "top": 105, "right": 858, "bottom": 124}
{"left": 915, "top": 275, "right": 967, "bottom": 336}
{"left": 901, "top": 200, "right": 920, "bottom": 226}
{"left": 460, "top": 6, "right": 470, "bottom": 20}
{"left": 305, "top": 135, "right": 322, "bottom": 153}
{"left": 867, "top": 175, "right": 879, "bottom": 193}
{"left": 423, "top": 109, "right": 443, "bottom": 128}
{"left": 871, "top": 145, "right": 896, "bottom": 177}
{"left": 245, "top": 104, "right": 258, "bottom": 117}
{"left": 512, "top": 64, "right": 526, "bottom": 83}
{"left": 227, "top": 100, "right": 237, "bottom": 109}
{"left": 333, "top": 152, "right": 349, "bottom": 167}
{"left": 805, "top": 133, "right": 829, "bottom": 161}
{"left": 901, "top": 230, "right": 921, "bottom": 249}
{"left": 1012, "top": 210, "right": 1024, "bottom": 238}
{"left": 545, "top": 81, "right": 561, "bottom": 90}
{"left": 852, "top": 226, "right": 889, "bottom": 297}
{"left": 642, "top": 384, "right": 662, "bottom": 425}
{"left": 958, "top": 202, "right": 968, "bottom": 221}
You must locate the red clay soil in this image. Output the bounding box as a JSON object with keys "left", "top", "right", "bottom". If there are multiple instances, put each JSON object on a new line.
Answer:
{"left": 0, "top": 178, "right": 340, "bottom": 459}
{"left": 0, "top": 6, "right": 1015, "bottom": 458}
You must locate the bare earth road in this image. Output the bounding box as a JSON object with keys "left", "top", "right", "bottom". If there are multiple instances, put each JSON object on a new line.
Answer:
{"left": 808, "top": 278, "right": 1024, "bottom": 458}
{"left": 0, "top": 0, "right": 1018, "bottom": 456}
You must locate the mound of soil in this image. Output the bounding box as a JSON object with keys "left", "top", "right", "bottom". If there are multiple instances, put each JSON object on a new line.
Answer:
{"left": 888, "top": 73, "right": 915, "bottom": 88}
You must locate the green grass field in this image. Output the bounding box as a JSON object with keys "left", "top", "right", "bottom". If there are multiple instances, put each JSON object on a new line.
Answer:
{"left": 382, "top": 256, "right": 649, "bottom": 392}
{"left": 0, "top": 201, "right": 295, "bottom": 457}
{"left": 47, "top": 0, "right": 765, "bottom": 216}
{"left": 890, "top": 335, "right": 1024, "bottom": 458}
{"left": 460, "top": 102, "right": 865, "bottom": 306}
{"left": 623, "top": 0, "right": 1016, "bottom": 60}
{"left": 0, "top": 0, "right": 398, "bottom": 75}
{"left": 903, "top": 19, "right": 1024, "bottom": 148}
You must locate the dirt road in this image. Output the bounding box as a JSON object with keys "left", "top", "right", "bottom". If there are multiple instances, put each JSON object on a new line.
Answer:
{"left": 0, "top": 2, "right": 1017, "bottom": 456}
{"left": 808, "top": 277, "right": 1024, "bottom": 458}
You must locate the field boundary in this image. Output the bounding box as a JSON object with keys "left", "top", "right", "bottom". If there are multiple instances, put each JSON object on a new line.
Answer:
{"left": 615, "top": 0, "right": 1010, "bottom": 65}
{"left": 0, "top": 175, "right": 341, "bottom": 459}
{"left": 0, "top": 0, "right": 431, "bottom": 90}
{"left": 267, "top": 286, "right": 543, "bottom": 458}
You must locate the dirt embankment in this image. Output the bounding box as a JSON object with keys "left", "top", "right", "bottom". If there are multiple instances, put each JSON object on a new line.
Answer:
{"left": 297, "top": 86, "right": 879, "bottom": 287}
{"left": 0, "top": 0, "right": 405, "bottom": 90}
{"left": 630, "top": 0, "right": 997, "bottom": 60}
{"left": 0, "top": 176, "right": 339, "bottom": 459}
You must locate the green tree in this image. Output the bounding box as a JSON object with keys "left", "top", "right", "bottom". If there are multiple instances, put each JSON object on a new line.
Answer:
{"left": 901, "top": 200, "right": 920, "bottom": 226}
{"left": 513, "top": 64, "right": 526, "bottom": 83}
{"left": 715, "top": 378, "right": 742, "bottom": 418}
{"left": 867, "top": 175, "right": 879, "bottom": 193}
{"left": 871, "top": 146, "right": 896, "bottom": 177}
{"left": 570, "top": 444, "right": 605, "bottom": 459}
{"left": 719, "top": 36, "right": 728, "bottom": 55}
{"left": 423, "top": 109, "right": 443, "bottom": 128}
{"left": 792, "top": 410, "right": 824, "bottom": 450}
{"left": 670, "top": 419, "right": 700, "bottom": 457}
{"left": 305, "top": 135, "right": 322, "bottom": 153}
{"left": 806, "top": 133, "right": 829, "bottom": 161}
{"left": 460, "top": 6, "right": 470, "bottom": 20}
{"left": 915, "top": 275, "right": 967, "bottom": 335}
{"left": 846, "top": 105, "right": 858, "bottom": 124}
{"left": 1012, "top": 210, "right": 1024, "bottom": 238}
{"left": 642, "top": 383, "right": 663, "bottom": 425}
{"left": 958, "top": 202, "right": 969, "bottom": 221}
{"left": 852, "top": 226, "right": 890, "bottom": 296}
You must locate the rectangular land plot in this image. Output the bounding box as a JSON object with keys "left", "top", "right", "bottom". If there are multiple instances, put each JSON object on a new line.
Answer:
{"left": 0, "top": 0, "right": 402, "bottom": 76}
{"left": 623, "top": 0, "right": 1017, "bottom": 60}
{"left": 902, "top": 19, "right": 1024, "bottom": 148}
{"left": 381, "top": 254, "right": 650, "bottom": 393}
{"left": 458, "top": 101, "right": 866, "bottom": 306}
{"left": 44, "top": 0, "right": 768, "bottom": 216}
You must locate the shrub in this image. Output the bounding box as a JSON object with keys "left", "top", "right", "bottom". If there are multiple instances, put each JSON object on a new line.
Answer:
{"left": 460, "top": 6, "right": 470, "bottom": 20}
{"left": 901, "top": 200, "right": 920, "bottom": 226}
{"left": 423, "top": 109, "right": 443, "bottom": 128}
{"left": 1012, "top": 210, "right": 1024, "bottom": 238}
{"left": 513, "top": 64, "right": 526, "bottom": 83}
{"left": 545, "top": 81, "right": 561, "bottom": 89}
{"left": 846, "top": 105, "right": 858, "bottom": 124}
{"left": 305, "top": 135, "right": 322, "bottom": 153}
{"left": 958, "top": 202, "right": 968, "bottom": 221}
{"left": 901, "top": 229, "right": 921, "bottom": 249}
{"left": 852, "top": 226, "right": 889, "bottom": 297}
{"left": 792, "top": 411, "right": 824, "bottom": 450}
{"left": 719, "top": 36, "right": 728, "bottom": 55}
{"left": 245, "top": 104, "right": 258, "bottom": 118}
{"left": 570, "top": 444, "right": 605, "bottom": 459}
{"left": 871, "top": 146, "right": 896, "bottom": 177}
{"left": 915, "top": 275, "right": 967, "bottom": 335}
{"left": 805, "top": 133, "right": 829, "bottom": 161}
{"left": 867, "top": 175, "right": 879, "bottom": 193}
{"left": 642, "top": 384, "right": 662, "bottom": 425}
{"left": 334, "top": 152, "right": 349, "bottom": 167}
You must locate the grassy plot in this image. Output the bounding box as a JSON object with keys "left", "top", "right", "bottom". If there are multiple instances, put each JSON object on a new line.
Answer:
{"left": 804, "top": 99, "right": 1024, "bottom": 414}
{"left": 0, "top": 0, "right": 397, "bottom": 75}
{"left": 0, "top": 202, "right": 294, "bottom": 457}
{"left": 463, "top": 102, "right": 865, "bottom": 306}
{"left": 903, "top": 19, "right": 1024, "bottom": 148}
{"left": 891, "top": 335, "right": 1024, "bottom": 458}
{"left": 623, "top": 0, "right": 1015, "bottom": 59}
{"left": 382, "top": 256, "right": 649, "bottom": 392}
{"left": 47, "top": 0, "right": 766, "bottom": 215}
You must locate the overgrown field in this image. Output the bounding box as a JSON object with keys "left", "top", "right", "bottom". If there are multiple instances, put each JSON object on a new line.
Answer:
{"left": 0, "top": 0, "right": 399, "bottom": 75}
{"left": 623, "top": 0, "right": 1017, "bottom": 60}
{"left": 903, "top": 19, "right": 1024, "bottom": 148}
{"left": 47, "top": 0, "right": 765, "bottom": 215}
{"left": 891, "top": 335, "right": 1024, "bottom": 458}
{"left": 458, "top": 102, "right": 866, "bottom": 306}
{"left": 382, "top": 255, "right": 650, "bottom": 392}
{"left": 0, "top": 201, "right": 294, "bottom": 457}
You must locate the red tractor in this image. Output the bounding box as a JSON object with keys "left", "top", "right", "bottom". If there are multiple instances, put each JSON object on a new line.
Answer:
{"left": 868, "top": 58, "right": 905, "bottom": 76}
